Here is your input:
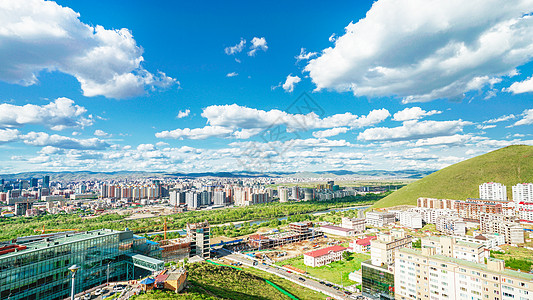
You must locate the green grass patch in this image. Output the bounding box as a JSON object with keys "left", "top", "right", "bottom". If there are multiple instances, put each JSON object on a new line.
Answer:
{"left": 245, "top": 267, "right": 327, "bottom": 300}
{"left": 275, "top": 252, "right": 369, "bottom": 285}
{"left": 133, "top": 262, "right": 319, "bottom": 299}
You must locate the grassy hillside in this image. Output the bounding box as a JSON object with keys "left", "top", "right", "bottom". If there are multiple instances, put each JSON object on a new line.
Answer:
{"left": 132, "top": 263, "right": 326, "bottom": 300}
{"left": 373, "top": 145, "right": 533, "bottom": 208}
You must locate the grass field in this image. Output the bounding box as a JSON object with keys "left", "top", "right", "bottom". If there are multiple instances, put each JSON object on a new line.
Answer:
{"left": 244, "top": 267, "right": 327, "bottom": 300}
{"left": 131, "top": 262, "right": 325, "bottom": 300}
{"left": 373, "top": 145, "right": 533, "bottom": 208}
{"left": 275, "top": 252, "right": 370, "bottom": 285}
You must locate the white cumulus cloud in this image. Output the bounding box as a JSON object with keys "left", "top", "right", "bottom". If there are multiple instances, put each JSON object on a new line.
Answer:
{"left": 226, "top": 72, "right": 239, "bottom": 77}
{"left": 225, "top": 38, "right": 246, "bottom": 55}
{"left": 312, "top": 127, "right": 349, "bottom": 138}
{"left": 510, "top": 109, "right": 533, "bottom": 127}
{"left": 0, "top": 97, "right": 92, "bottom": 130}
{"left": 93, "top": 129, "right": 109, "bottom": 137}
{"left": 282, "top": 75, "right": 301, "bottom": 92}
{"left": 248, "top": 37, "right": 268, "bottom": 56}
{"left": 21, "top": 132, "right": 109, "bottom": 149}
{"left": 0, "top": 0, "right": 177, "bottom": 99}
{"left": 0, "top": 129, "right": 20, "bottom": 143}
{"left": 156, "top": 104, "right": 390, "bottom": 140}
{"left": 295, "top": 48, "right": 317, "bottom": 62}
{"left": 358, "top": 120, "right": 471, "bottom": 141}
{"left": 393, "top": 107, "right": 442, "bottom": 121}
{"left": 177, "top": 109, "right": 190, "bottom": 119}
{"left": 305, "top": 0, "right": 533, "bottom": 103}
{"left": 504, "top": 76, "right": 533, "bottom": 94}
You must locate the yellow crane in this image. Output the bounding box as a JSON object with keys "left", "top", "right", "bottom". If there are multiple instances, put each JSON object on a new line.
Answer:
{"left": 34, "top": 225, "right": 79, "bottom": 234}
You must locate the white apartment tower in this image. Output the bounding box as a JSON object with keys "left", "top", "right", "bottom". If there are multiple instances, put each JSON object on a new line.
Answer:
{"left": 513, "top": 183, "right": 533, "bottom": 202}
{"left": 479, "top": 182, "right": 507, "bottom": 200}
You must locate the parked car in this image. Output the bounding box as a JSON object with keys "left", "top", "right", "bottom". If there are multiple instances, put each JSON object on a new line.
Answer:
{"left": 94, "top": 289, "right": 103, "bottom": 296}
{"left": 298, "top": 277, "right": 305, "bottom": 281}
{"left": 319, "top": 281, "right": 325, "bottom": 285}
{"left": 83, "top": 294, "right": 91, "bottom": 300}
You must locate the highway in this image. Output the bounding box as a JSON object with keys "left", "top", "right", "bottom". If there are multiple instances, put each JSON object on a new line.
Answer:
{"left": 216, "top": 248, "right": 359, "bottom": 300}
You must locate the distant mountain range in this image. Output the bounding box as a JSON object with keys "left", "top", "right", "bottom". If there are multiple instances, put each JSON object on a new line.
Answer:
{"left": 0, "top": 169, "right": 434, "bottom": 182}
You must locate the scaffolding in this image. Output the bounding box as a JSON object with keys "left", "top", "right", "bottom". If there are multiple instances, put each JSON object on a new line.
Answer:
{"left": 248, "top": 223, "right": 322, "bottom": 250}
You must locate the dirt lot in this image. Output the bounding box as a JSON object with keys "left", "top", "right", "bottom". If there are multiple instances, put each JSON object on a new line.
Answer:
{"left": 266, "top": 236, "right": 344, "bottom": 262}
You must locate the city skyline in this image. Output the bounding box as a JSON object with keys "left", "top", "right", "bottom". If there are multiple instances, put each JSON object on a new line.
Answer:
{"left": 1, "top": 0, "right": 533, "bottom": 174}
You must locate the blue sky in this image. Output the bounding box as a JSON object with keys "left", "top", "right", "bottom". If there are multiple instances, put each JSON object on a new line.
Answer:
{"left": 0, "top": 0, "right": 532, "bottom": 173}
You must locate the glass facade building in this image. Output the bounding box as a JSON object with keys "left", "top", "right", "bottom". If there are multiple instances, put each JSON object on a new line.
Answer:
{"left": 361, "top": 260, "right": 395, "bottom": 300}
{"left": 0, "top": 229, "right": 163, "bottom": 300}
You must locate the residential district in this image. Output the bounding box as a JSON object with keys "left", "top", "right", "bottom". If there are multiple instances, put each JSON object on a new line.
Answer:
{"left": 1, "top": 177, "right": 533, "bottom": 300}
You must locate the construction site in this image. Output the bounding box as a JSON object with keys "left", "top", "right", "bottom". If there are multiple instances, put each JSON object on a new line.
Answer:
{"left": 245, "top": 235, "right": 343, "bottom": 264}
{"left": 247, "top": 222, "right": 323, "bottom": 251}
{"left": 137, "top": 220, "right": 210, "bottom": 262}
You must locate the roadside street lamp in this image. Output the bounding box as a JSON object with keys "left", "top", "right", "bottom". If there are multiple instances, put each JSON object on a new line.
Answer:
{"left": 107, "top": 262, "right": 111, "bottom": 286}
{"left": 69, "top": 264, "right": 80, "bottom": 300}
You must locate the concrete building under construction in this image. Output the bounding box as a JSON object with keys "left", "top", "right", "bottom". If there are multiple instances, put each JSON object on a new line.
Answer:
{"left": 248, "top": 222, "right": 322, "bottom": 250}
{"left": 160, "top": 238, "right": 191, "bottom": 262}
{"left": 159, "top": 221, "right": 210, "bottom": 261}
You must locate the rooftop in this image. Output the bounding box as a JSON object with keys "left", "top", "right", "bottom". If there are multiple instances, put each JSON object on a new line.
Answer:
{"left": 0, "top": 229, "right": 124, "bottom": 260}
{"left": 399, "top": 248, "right": 533, "bottom": 281}
{"left": 320, "top": 225, "right": 354, "bottom": 232}
{"left": 354, "top": 236, "right": 376, "bottom": 245}
{"left": 304, "top": 245, "right": 347, "bottom": 258}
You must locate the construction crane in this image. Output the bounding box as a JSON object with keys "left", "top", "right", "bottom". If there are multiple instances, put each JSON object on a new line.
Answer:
{"left": 34, "top": 225, "right": 79, "bottom": 234}
{"left": 130, "top": 218, "right": 169, "bottom": 240}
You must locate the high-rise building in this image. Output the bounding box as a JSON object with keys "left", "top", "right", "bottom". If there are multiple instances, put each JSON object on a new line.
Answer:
{"left": 479, "top": 182, "right": 507, "bottom": 200}
{"left": 513, "top": 183, "right": 533, "bottom": 202}
{"left": 278, "top": 187, "right": 289, "bottom": 203}
{"left": 213, "top": 191, "right": 227, "bottom": 206}
{"left": 42, "top": 175, "right": 50, "bottom": 189}
{"left": 30, "top": 178, "right": 38, "bottom": 188}
{"left": 185, "top": 191, "right": 201, "bottom": 209}
{"left": 291, "top": 186, "right": 299, "bottom": 200}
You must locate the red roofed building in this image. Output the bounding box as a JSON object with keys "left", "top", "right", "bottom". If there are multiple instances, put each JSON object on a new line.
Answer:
{"left": 349, "top": 236, "right": 377, "bottom": 253}
{"left": 303, "top": 245, "right": 347, "bottom": 267}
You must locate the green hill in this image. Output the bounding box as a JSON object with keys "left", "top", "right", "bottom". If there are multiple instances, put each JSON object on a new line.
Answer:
{"left": 373, "top": 145, "right": 533, "bottom": 208}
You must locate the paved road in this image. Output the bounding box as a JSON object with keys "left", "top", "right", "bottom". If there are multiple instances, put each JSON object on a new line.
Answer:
{"left": 217, "top": 248, "right": 358, "bottom": 300}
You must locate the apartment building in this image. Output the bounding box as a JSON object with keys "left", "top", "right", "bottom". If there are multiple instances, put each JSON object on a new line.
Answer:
{"left": 303, "top": 245, "right": 347, "bottom": 267}
{"left": 480, "top": 213, "right": 524, "bottom": 244}
{"left": 398, "top": 211, "right": 423, "bottom": 229}
{"left": 479, "top": 182, "right": 508, "bottom": 201}
{"left": 349, "top": 236, "right": 377, "bottom": 253}
{"left": 341, "top": 217, "right": 366, "bottom": 233}
{"left": 366, "top": 211, "right": 396, "bottom": 227}
{"left": 455, "top": 201, "right": 504, "bottom": 220}
{"left": 371, "top": 230, "right": 412, "bottom": 266}
{"left": 435, "top": 215, "right": 466, "bottom": 236}
{"left": 420, "top": 236, "right": 487, "bottom": 263}
{"left": 417, "top": 198, "right": 458, "bottom": 209}
{"left": 513, "top": 183, "right": 533, "bottom": 202}
{"left": 409, "top": 207, "right": 459, "bottom": 224}
{"left": 459, "top": 232, "right": 506, "bottom": 250}
{"left": 395, "top": 247, "right": 533, "bottom": 300}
